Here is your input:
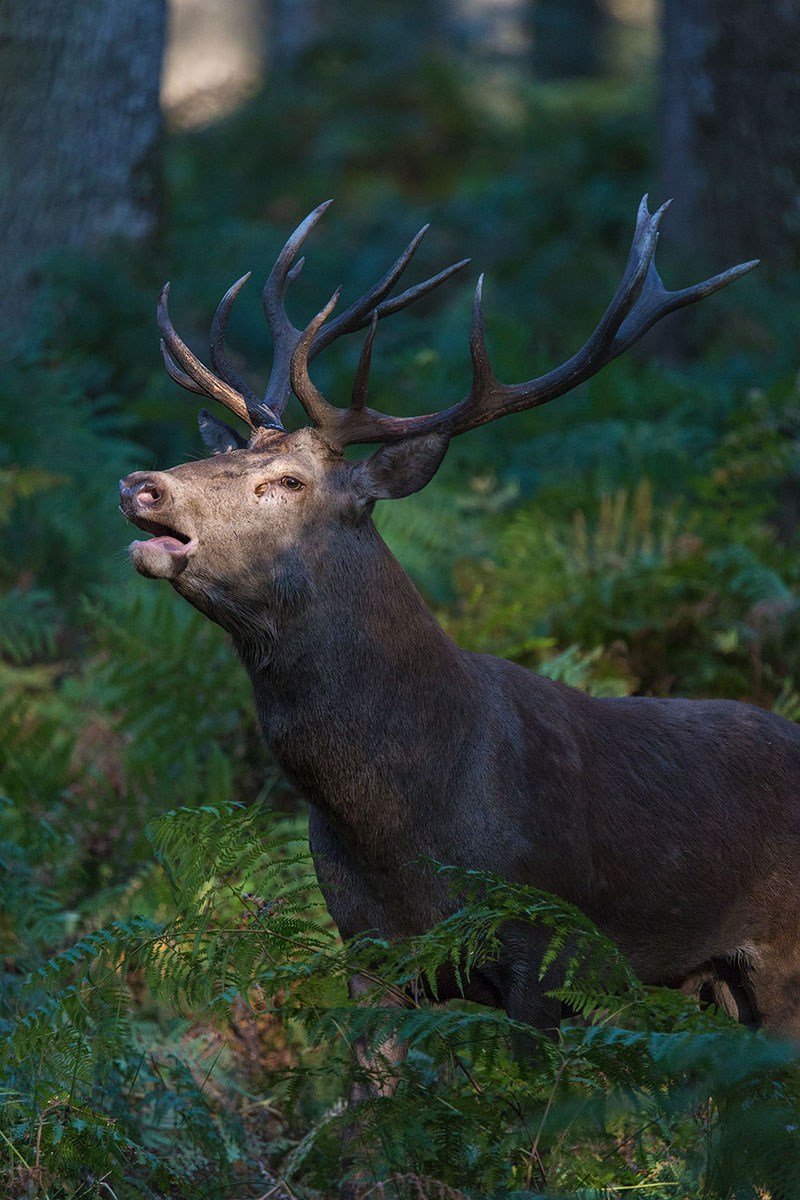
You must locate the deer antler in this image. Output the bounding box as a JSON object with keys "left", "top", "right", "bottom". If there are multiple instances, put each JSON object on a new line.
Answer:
{"left": 159, "top": 281, "right": 269, "bottom": 430}
{"left": 289, "top": 195, "right": 759, "bottom": 449}
{"left": 158, "top": 202, "right": 470, "bottom": 434}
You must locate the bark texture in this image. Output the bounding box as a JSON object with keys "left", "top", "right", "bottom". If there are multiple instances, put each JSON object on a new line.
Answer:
{"left": 0, "top": 0, "right": 166, "bottom": 337}
{"left": 660, "top": 0, "right": 800, "bottom": 272}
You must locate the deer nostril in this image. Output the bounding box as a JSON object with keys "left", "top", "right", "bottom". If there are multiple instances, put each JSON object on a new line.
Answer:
{"left": 136, "top": 484, "right": 160, "bottom": 505}
{"left": 120, "top": 478, "right": 163, "bottom": 505}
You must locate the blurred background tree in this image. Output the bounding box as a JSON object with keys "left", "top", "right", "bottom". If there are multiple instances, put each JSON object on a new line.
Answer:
{"left": 660, "top": 0, "right": 800, "bottom": 272}
{"left": 0, "top": 0, "right": 166, "bottom": 343}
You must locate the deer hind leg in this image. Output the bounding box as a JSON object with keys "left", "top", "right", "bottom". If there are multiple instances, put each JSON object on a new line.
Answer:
{"left": 487, "top": 922, "right": 565, "bottom": 1066}
{"left": 681, "top": 956, "right": 758, "bottom": 1027}
{"left": 339, "top": 973, "right": 410, "bottom": 1200}
{"left": 744, "top": 940, "right": 800, "bottom": 1039}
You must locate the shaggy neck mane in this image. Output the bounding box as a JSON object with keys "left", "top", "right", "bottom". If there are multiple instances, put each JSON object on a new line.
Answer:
{"left": 233, "top": 519, "right": 476, "bottom": 845}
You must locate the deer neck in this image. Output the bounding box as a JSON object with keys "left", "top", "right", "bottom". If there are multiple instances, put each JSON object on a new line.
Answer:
{"left": 234, "top": 520, "right": 475, "bottom": 843}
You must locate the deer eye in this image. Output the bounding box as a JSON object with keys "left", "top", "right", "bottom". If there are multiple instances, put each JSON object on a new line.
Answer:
{"left": 280, "top": 476, "right": 304, "bottom": 491}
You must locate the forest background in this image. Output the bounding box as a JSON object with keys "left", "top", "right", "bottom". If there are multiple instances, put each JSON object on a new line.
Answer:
{"left": 3, "top": 2, "right": 800, "bottom": 1197}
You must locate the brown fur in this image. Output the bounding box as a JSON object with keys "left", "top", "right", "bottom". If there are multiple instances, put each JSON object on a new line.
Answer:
{"left": 121, "top": 429, "right": 800, "bottom": 1037}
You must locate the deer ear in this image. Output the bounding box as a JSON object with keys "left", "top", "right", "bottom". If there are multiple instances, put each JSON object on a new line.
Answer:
{"left": 352, "top": 431, "right": 450, "bottom": 501}
{"left": 198, "top": 408, "right": 247, "bottom": 455}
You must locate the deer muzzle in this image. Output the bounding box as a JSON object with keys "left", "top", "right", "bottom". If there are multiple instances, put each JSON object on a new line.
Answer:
{"left": 119, "top": 472, "right": 198, "bottom": 580}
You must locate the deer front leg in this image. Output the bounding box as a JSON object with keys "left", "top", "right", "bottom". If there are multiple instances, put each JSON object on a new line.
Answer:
{"left": 339, "top": 973, "right": 410, "bottom": 1200}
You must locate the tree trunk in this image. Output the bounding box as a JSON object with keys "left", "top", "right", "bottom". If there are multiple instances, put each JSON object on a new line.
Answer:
{"left": 660, "top": 0, "right": 800, "bottom": 273}
{"left": 0, "top": 0, "right": 166, "bottom": 340}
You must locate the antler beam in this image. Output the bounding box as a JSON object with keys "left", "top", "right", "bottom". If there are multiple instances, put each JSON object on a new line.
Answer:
{"left": 289, "top": 195, "right": 759, "bottom": 449}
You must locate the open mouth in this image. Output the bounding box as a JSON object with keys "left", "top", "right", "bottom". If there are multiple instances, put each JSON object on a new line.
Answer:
{"left": 129, "top": 514, "right": 194, "bottom": 551}
{"left": 124, "top": 512, "right": 198, "bottom": 580}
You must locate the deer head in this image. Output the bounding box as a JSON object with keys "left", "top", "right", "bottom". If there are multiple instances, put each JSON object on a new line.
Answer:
{"left": 120, "top": 197, "right": 756, "bottom": 634}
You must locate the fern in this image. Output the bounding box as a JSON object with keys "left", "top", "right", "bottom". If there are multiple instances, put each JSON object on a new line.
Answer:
{"left": 7, "top": 773, "right": 800, "bottom": 1197}
{"left": 0, "top": 588, "right": 61, "bottom": 665}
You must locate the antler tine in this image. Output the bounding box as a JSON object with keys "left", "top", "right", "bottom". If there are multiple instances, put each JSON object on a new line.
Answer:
{"left": 287, "top": 256, "right": 306, "bottom": 287}
{"left": 611, "top": 252, "right": 760, "bottom": 359}
{"left": 262, "top": 204, "right": 333, "bottom": 322}
{"left": 313, "top": 247, "right": 471, "bottom": 358}
{"left": 371, "top": 256, "right": 472, "bottom": 323}
{"left": 468, "top": 274, "right": 495, "bottom": 394}
{"left": 311, "top": 226, "right": 470, "bottom": 355}
{"left": 161, "top": 341, "right": 206, "bottom": 395}
{"left": 289, "top": 287, "right": 343, "bottom": 428}
{"left": 310, "top": 224, "right": 428, "bottom": 356}
{"left": 209, "top": 272, "right": 274, "bottom": 427}
{"left": 157, "top": 283, "right": 259, "bottom": 429}
{"left": 577, "top": 194, "right": 668, "bottom": 363}
{"left": 351, "top": 312, "right": 379, "bottom": 412}
{"left": 262, "top": 201, "right": 334, "bottom": 418}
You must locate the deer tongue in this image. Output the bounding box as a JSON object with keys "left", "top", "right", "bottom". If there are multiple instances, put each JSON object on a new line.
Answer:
{"left": 128, "top": 535, "right": 196, "bottom": 580}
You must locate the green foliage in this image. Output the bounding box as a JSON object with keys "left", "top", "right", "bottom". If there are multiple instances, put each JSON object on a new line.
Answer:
{"left": 442, "top": 374, "right": 800, "bottom": 703}
{"left": 5, "top": 801, "right": 800, "bottom": 1198}
{"left": 0, "top": 798, "right": 322, "bottom": 1198}
{"left": 74, "top": 586, "right": 257, "bottom": 806}
{"left": 0, "top": 356, "right": 145, "bottom": 602}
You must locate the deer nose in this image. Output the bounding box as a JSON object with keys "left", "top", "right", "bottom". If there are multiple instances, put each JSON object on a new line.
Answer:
{"left": 119, "top": 472, "right": 168, "bottom": 508}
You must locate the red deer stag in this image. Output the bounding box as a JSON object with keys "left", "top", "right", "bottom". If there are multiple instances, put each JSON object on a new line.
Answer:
{"left": 121, "top": 199, "right": 800, "bottom": 1060}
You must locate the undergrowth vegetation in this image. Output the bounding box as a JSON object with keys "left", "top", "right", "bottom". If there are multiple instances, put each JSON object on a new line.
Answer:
{"left": 3, "top": 21, "right": 800, "bottom": 1198}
